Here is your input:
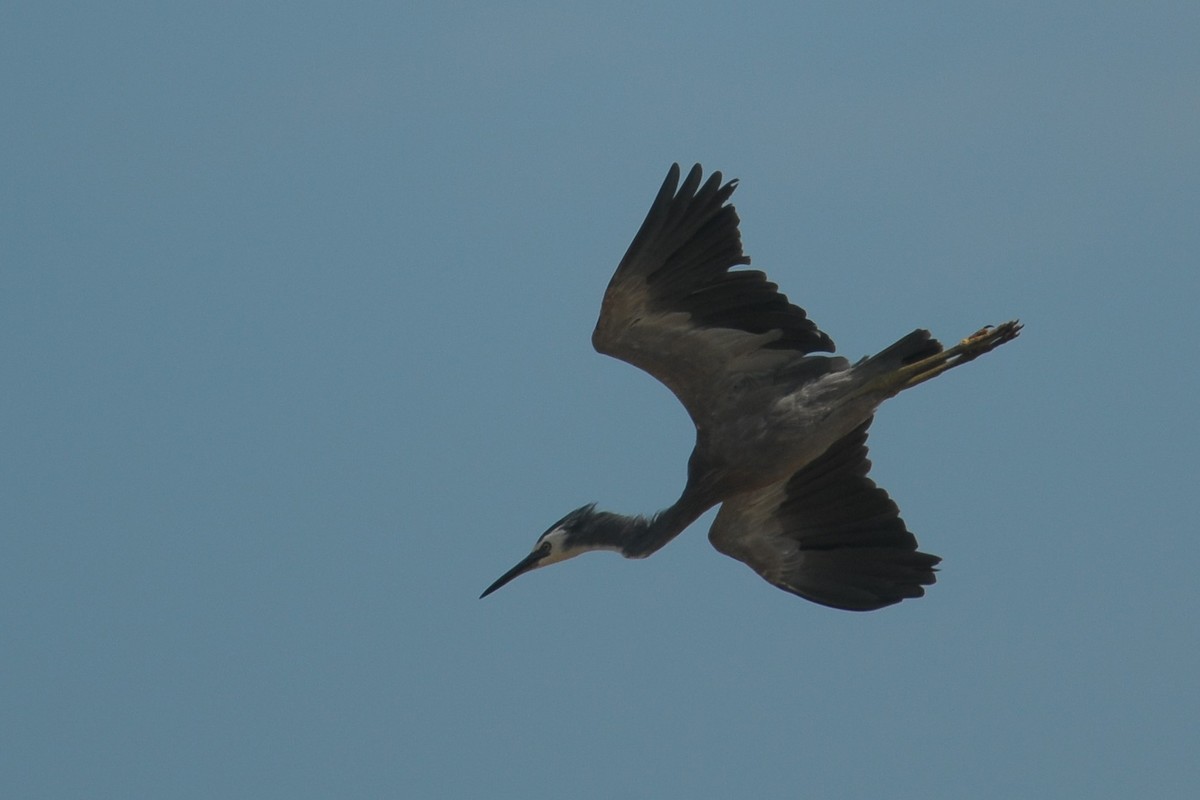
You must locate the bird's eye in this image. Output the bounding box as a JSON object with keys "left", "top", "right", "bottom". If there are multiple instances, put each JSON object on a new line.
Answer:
{"left": 538, "top": 541, "right": 553, "bottom": 556}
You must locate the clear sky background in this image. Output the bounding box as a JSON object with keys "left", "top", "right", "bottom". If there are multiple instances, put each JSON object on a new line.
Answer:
{"left": 3, "top": 2, "right": 1198, "bottom": 798}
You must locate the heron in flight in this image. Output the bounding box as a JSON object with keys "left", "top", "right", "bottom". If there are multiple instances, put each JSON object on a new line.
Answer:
{"left": 482, "top": 164, "right": 1020, "bottom": 611}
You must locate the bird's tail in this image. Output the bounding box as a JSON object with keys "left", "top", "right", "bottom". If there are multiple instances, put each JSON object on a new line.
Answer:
{"left": 861, "top": 328, "right": 944, "bottom": 376}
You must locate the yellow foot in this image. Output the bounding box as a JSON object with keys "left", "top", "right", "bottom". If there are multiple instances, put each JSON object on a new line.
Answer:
{"left": 955, "top": 320, "right": 1022, "bottom": 361}
{"left": 960, "top": 326, "right": 993, "bottom": 345}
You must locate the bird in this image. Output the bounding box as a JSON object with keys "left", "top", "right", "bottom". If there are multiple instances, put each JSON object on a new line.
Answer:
{"left": 481, "top": 164, "right": 1020, "bottom": 611}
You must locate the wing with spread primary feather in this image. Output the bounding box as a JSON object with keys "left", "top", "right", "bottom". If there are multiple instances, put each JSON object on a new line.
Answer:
{"left": 708, "top": 419, "right": 941, "bottom": 611}
{"left": 592, "top": 163, "right": 837, "bottom": 425}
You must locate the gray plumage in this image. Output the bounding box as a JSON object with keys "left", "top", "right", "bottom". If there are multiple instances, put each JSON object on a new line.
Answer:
{"left": 481, "top": 164, "right": 1020, "bottom": 611}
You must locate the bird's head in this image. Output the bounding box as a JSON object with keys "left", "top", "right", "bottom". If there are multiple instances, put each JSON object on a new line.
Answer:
{"left": 480, "top": 503, "right": 603, "bottom": 598}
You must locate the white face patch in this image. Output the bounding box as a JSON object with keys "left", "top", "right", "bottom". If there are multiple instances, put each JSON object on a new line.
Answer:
{"left": 535, "top": 528, "right": 579, "bottom": 567}
{"left": 535, "top": 525, "right": 625, "bottom": 567}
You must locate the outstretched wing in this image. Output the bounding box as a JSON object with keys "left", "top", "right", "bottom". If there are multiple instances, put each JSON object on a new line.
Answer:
{"left": 592, "top": 164, "right": 836, "bottom": 425}
{"left": 708, "top": 419, "right": 940, "bottom": 611}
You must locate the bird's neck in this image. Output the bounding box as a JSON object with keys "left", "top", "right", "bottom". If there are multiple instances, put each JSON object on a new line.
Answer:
{"left": 609, "top": 491, "right": 714, "bottom": 559}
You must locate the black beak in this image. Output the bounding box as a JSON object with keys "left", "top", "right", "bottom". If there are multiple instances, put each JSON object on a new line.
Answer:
{"left": 480, "top": 548, "right": 545, "bottom": 598}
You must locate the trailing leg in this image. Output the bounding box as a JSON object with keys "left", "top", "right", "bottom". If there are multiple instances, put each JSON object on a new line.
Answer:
{"left": 855, "top": 320, "right": 1022, "bottom": 398}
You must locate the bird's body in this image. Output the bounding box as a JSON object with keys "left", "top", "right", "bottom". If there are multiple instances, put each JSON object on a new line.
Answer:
{"left": 482, "top": 164, "right": 1020, "bottom": 611}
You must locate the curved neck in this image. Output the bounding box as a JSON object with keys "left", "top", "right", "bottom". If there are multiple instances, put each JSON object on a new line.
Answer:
{"left": 601, "top": 489, "right": 715, "bottom": 559}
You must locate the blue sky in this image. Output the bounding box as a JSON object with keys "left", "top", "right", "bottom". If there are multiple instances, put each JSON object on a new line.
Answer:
{"left": 3, "top": 2, "right": 1198, "bottom": 797}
